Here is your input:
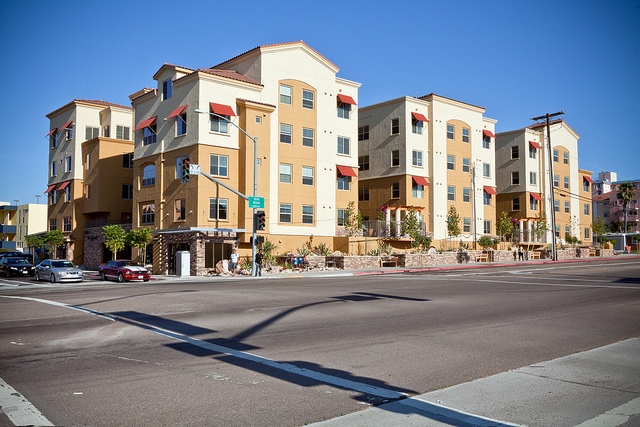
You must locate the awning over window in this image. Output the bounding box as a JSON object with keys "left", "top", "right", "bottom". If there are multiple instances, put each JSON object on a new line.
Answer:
{"left": 483, "top": 185, "right": 496, "bottom": 195}
{"left": 483, "top": 129, "right": 495, "bottom": 138}
{"left": 411, "top": 112, "right": 429, "bottom": 123}
{"left": 337, "top": 94, "right": 357, "bottom": 105}
{"left": 61, "top": 120, "right": 73, "bottom": 129}
{"left": 44, "top": 184, "right": 56, "bottom": 194}
{"left": 166, "top": 105, "right": 187, "bottom": 119}
{"left": 57, "top": 181, "right": 70, "bottom": 190}
{"left": 530, "top": 192, "right": 542, "bottom": 201}
{"left": 529, "top": 140, "right": 542, "bottom": 149}
{"left": 336, "top": 165, "right": 357, "bottom": 177}
{"left": 45, "top": 128, "right": 58, "bottom": 137}
{"left": 209, "top": 102, "right": 236, "bottom": 117}
{"left": 412, "top": 176, "right": 429, "bottom": 186}
{"left": 583, "top": 175, "right": 593, "bottom": 183}
{"left": 134, "top": 116, "right": 157, "bottom": 131}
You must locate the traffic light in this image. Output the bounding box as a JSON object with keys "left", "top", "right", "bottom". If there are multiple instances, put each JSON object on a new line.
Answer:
{"left": 256, "top": 210, "right": 266, "bottom": 230}
{"left": 181, "top": 157, "right": 190, "bottom": 183}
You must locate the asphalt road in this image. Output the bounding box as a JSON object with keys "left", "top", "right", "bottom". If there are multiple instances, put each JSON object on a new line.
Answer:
{"left": 0, "top": 259, "right": 639, "bottom": 426}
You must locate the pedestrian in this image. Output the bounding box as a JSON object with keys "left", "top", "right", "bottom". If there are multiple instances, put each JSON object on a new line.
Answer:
{"left": 229, "top": 248, "right": 239, "bottom": 276}
{"left": 255, "top": 249, "right": 263, "bottom": 276}
{"left": 518, "top": 247, "right": 524, "bottom": 261}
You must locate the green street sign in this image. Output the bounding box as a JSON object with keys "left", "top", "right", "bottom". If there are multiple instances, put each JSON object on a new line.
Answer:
{"left": 248, "top": 196, "right": 265, "bottom": 209}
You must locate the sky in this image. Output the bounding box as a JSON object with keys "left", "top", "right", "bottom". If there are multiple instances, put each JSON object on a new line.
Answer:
{"left": 1, "top": 0, "right": 639, "bottom": 205}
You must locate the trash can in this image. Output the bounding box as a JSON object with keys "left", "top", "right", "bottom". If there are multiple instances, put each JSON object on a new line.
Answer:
{"left": 175, "top": 251, "right": 190, "bottom": 277}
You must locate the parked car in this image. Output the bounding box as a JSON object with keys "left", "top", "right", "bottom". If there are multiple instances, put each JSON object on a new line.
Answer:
{"left": 0, "top": 257, "right": 35, "bottom": 277}
{"left": 35, "top": 259, "right": 84, "bottom": 283}
{"left": 0, "top": 251, "right": 31, "bottom": 260}
{"left": 99, "top": 260, "right": 150, "bottom": 282}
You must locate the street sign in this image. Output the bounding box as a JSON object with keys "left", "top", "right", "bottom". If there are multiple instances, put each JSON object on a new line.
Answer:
{"left": 189, "top": 164, "right": 201, "bottom": 175}
{"left": 248, "top": 196, "right": 264, "bottom": 209}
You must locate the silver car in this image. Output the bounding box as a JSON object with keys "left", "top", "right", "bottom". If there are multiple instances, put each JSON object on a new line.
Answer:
{"left": 35, "top": 259, "right": 84, "bottom": 283}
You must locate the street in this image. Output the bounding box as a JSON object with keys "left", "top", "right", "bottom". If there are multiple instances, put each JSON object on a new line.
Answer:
{"left": 0, "top": 259, "right": 639, "bottom": 426}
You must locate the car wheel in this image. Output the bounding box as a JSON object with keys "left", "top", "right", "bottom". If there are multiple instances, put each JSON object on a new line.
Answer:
{"left": 50, "top": 273, "right": 56, "bottom": 283}
{"left": 117, "top": 273, "right": 124, "bottom": 283}
{"left": 6, "top": 271, "right": 11, "bottom": 278}
{"left": 100, "top": 271, "right": 106, "bottom": 281}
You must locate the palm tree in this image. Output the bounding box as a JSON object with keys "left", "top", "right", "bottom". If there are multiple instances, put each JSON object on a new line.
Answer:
{"left": 616, "top": 182, "right": 636, "bottom": 233}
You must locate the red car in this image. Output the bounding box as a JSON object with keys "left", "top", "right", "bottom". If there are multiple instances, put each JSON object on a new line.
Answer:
{"left": 98, "top": 260, "right": 150, "bottom": 282}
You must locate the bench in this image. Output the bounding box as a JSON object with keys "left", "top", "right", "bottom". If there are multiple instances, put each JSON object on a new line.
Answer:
{"left": 380, "top": 256, "right": 398, "bottom": 267}
{"left": 530, "top": 252, "right": 540, "bottom": 260}
{"left": 475, "top": 255, "right": 488, "bottom": 263}
{"left": 589, "top": 249, "right": 597, "bottom": 257}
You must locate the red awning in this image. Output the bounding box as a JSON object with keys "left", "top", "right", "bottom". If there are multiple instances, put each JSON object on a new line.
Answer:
{"left": 61, "top": 120, "right": 73, "bottom": 129}
{"left": 57, "top": 181, "right": 70, "bottom": 190}
{"left": 45, "top": 128, "right": 58, "bottom": 137}
{"left": 483, "top": 129, "right": 495, "bottom": 138}
{"left": 483, "top": 185, "right": 496, "bottom": 195}
{"left": 134, "top": 116, "right": 157, "bottom": 131}
{"left": 583, "top": 176, "right": 593, "bottom": 183}
{"left": 531, "top": 192, "right": 542, "bottom": 201}
{"left": 337, "top": 94, "right": 357, "bottom": 105}
{"left": 336, "top": 165, "right": 357, "bottom": 177}
{"left": 411, "top": 112, "right": 429, "bottom": 123}
{"left": 529, "top": 140, "right": 542, "bottom": 149}
{"left": 209, "top": 102, "right": 236, "bottom": 117}
{"left": 166, "top": 105, "right": 187, "bottom": 119}
{"left": 44, "top": 184, "right": 56, "bottom": 194}
{"left": 412, "top": 176, "right": 429, "bottom": 186}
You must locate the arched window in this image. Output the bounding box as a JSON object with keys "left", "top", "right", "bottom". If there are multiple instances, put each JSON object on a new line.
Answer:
{"left": 142, "top": 164, "right": 156, "bottom": 187}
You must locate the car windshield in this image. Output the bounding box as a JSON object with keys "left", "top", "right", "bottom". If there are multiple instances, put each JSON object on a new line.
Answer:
{"left": 8, "top": 258, "right": 29, "bottom": 265}
{"left": 52, "top": 261, "right": 74, "bottom": 268}
{"left": 122, "top": 261, "right": 139, "bottom": 267}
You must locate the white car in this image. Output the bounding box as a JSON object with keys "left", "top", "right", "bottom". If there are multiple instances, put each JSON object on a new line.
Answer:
{"left": 35, "top": 259, "right": 84, "bottom": 283}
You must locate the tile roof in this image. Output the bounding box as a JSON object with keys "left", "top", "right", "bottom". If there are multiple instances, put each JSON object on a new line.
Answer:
{"left": 75, "top": 99, "right": 133, "bottom": 110}
{"left": 196, "top": 68, "right": 262, "bottom": 86}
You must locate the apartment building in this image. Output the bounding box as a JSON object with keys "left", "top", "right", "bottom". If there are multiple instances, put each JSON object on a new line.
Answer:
{"left": 358, "top": 93, "right": 497, "bottom": 247}
{"left": 130, "top": 41, "right": 360, "bottom": 275}
{"left": 15, "top": 203, "right": 48, "bottom": 253}
{"left": 592, "top": 178, "right": 640, "bottom": 233}
{"left": 46, "top": 100, "right": 134, "bottom": 265}
{"left": 0, "top": 203, "right": 17, "bottom": 251}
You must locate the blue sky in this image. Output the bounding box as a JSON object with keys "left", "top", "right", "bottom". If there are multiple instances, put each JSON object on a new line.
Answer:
{"left": 1, "top": 0, "right": 638, "bottom": 205}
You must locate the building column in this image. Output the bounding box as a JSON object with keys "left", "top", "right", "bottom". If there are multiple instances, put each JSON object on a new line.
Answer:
{"left": 395, "top": 209, "right": 401, "bottom": 237}
{"left": 385, "top": 209, "right": 391, "bottom": 237}
{"left": 519, "top": 220, "right": 524, "bottom": 242}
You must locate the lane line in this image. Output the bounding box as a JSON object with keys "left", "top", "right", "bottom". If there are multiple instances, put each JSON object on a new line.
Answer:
{"left": 0, "top": 376, "right": 54, "bottom": 426}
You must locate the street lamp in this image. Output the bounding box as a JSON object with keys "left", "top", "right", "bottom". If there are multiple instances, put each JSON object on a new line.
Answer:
{"left": 194, "top": 108, "right": 259, "bottom": 276}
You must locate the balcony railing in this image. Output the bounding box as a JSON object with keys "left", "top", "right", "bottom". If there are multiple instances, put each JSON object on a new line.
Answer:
{"left": 0, "top": 225, "right": 17, "bottom": 234}
{"left": 85, "top": 219, "right": 132, "bottom": 229}
{"left": 361, "top": 220, "right": 430, "bottom": 239}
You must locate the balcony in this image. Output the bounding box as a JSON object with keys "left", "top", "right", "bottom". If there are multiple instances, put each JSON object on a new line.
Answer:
{"left": 0, "top": 224, "right": 16, "bottom": 234}
{"left": 0, "top": 240, "right": 17, "bottom": 250}
{"left": 361, "top": 220, "right": 430, "bottom": 239}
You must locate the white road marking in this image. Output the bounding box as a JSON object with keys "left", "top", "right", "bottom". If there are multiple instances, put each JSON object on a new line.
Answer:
{"left": 0, "top": 376, "right": 54, "bottom": 426}
{"left": 574, "top": 396, "right": 640, "bottom": 427}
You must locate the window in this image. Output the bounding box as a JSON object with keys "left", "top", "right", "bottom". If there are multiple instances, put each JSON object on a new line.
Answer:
{"left": 484, "top": 220, "right": 491, "bottom": 235}
{"left": 337, "top": 100, "right": 350, "bottom": 119}
{"left": 210, "top": 115, "right": 229, "bottom": 134}
{"left": 529, "top": 146, "right": 536, "bottom": 159}
{"left": 447, "top": 124, "right": 454, "bottom": 139}
{"left": 142, "top": 165, "right": 156, "bottom": 187}
{"left": 447, "top": 155, "right": 455, "bottom": 170}
{"left": 280, "top": 84, "right": 292, "bottom": 105}
{"left": 209, "top": 198, "right": 228, "bottom": 220}
{"left": 337, "top": 175, "right": 351, "bottom": 191}
{"left": 563, "top": 152, "right": 569, "bottom": 164}
{"left": 463, "top": 187, "right": 471, "bottom": 202}
{"left": 210, "top": 155, "right": 228, "bottom": 177}
{"left": 302, "top": 90, "right": 314, "bottom": 109}
{"left": 84, "top": 153, "right": 91, "bottom": 170}
{"left": 565, "top": 226, "right": 571, "bottom": 238}
{"left": 565, "top": 201, "right": 570, "bottom": 213}
{"left": 143, "top": 125, "right": 157, "bottom": 145}
{"left": 175, "top": 199, "right": 186, "bottom": 221}
{"left": 512, "top": 197, "right": 520, "bottom": 211}
{"left": 462, "top": 128, "right": 470, "bottom": 143}
{"left": 162, "top": 79, "right": 172, "bottom": 100}
{"left": 463, "top": 217, "right": 471, "bottom": 232}
{"left": 302, "top": 128, "right": 314, "bottom": 147}
{"left": 511, "top": 146, "right": 519, "bottom": 159}
{"left": 412, "top": 184, "right": 423, "bottom": 198}
{"left": 302, "top": 166, "right": 314, "bottom": 186}
{"left": 554, "top": 200, "right": 560, "bottom": 212}
{"left": 122, "top": 184, "right": 133, "bottom": 200}
{"left": 51, "top": 161, "right": 57, "bottom": 177}
{"left": 530, "top": 172, "right": 537, "bottom": 185}
{"left": 553, "top": 149, "right": 559, "bottom": 162}
{"left": 279, "top": 203, "right": 292, "bottom": 223}
{"left": 255, "top": 116, "right": 261, "bottom": 124}
{"left": 85, "top": 184, "right": 90, "bottom": 199}
{"left": 123, "top": 153, "right": 133, "bottom": 168}
{"left": 391, "top": 118, "right": 400, "bottom": 135}
{"left": 280, "top": 124, "right": 292, "bottom": 144}
{"left": 483, "top": 163, "right": 490, "bottom": 178}
{"left": 279, "top": 163, "right": 292, "bottom": 183}
{"left": 462, "top": 157, "right": 470, "bottom": 173}
{"left": 116, "top": 125, "right": 130, "bottom": 140}
{"left": 359, "top": 186, "right": 370, "bottom": 201}
{"left": 530, "top": 196, "right": 538, "bottom": 211}
{"left": 412, "top": 150, "right": 423, "bottom": 167}
{"left": 554, "top": 174, "right": 559, "bottom": 187}
{"left": 583, "top": 180, "right": 590, "bottom": 192}
{"left": 337, "top": 136, "right": 350, "bottom": 155}
{"left": 584, "top": 228, "right": 591, "bottom": 240}
{"left": 51, "top": 132, "right": 58, "bottom": 148}
{"left": 391, "top": 150, "right": 400, "bottom": 167}
{"left": 392, "top": 182, "right": 400, "bottom": 199}
{"left": 49, "top": 218, "right": 57, "bottom": 231}
{"left": 358, "top": 155, "right": 370, "bottom": 171}
{"left": 483, "top": 191, "right": 491, "bottom": 206}
{"left": 358, "top": 125, "right": 369, "bottom": 141}
{"left": 63, "top": 217, "right": 72, "bottom": 232}
{"left": 103, "top": 125, "right": 110, "bottom": 138}
{"left": 412, "top": 118, "right": 423, "bottom": 135}
{"left": 564, "top": 176, "right": 569, "bottom": 189}
{"left": 555, "top": 225, "right": 560, "bottom": 237}
{"left": 64, "top": 186, "right": 71, "bottom": 202}
{"left": 337, "top": 209, "right": 347, "bottom": 226}
{"left": 85, "top": 126, "right": 99, "bottom": 140}
{"left": 511, "top": 171, "right": 520, "bottom": 185}
{"left": 141, "top": 203, "right": 155, "bottom": 224}
{"left": 65, "top": 156, "right": 72, "bottom": 173}
{"left": 177, "top": 112, "right": 187, "bottom": 136}
{"left": 584, "top": 203, "right": 590, "bottom": 215}
{"left": 50, "top": 190, "right": 57, "bottom": 204}
{"left": 482, "top": 135, "right": 490, "bottom": 149}
{"left": 302, "top": 205, "right": 314, "bottom": 224}
{"left": 65, "top": 125, "right": 73, "bottom": 140}
{"left": 447, "top": 185, "right": 455, "bottom": 201}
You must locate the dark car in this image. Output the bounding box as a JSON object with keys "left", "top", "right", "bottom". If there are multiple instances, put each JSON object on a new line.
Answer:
{"left": 98, "top": 260, "right": 150, "bottom": 282}
{"left": 0, "top": 251, "right": 31, "bottom": 260}
{"left": 0, "top": 257, "right": 36, "bottom": 277}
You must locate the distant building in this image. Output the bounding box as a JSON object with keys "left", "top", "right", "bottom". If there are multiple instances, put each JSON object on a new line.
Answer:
{"left": 15, "top": 204, "right": 47, "bottom": 253}
{"left": 0, "top": 203, "right": 17, "bottom": 251}
{"left": 592, "top": 176, "right": 640, "bottom": 233}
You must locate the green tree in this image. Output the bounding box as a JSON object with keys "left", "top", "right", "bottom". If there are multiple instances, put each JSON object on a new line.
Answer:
{"left": 446, "top": 206, "right": 461, "bottom": 238}
{"left": 126, "top": 227, "right": 153, "bottom": 265}
{"left": 102, "top": 225, "right": 126, "bottom": 260}
{"left": 616, "top": 182, "right": 636, "bottom": 232}
{"left": 342, "top": 201, "right": 363, "bottom": 236}
{"left": 496, "top": 211, "right": 513, "bottom": 241}
{"left": 44, "top": 230, "right": 64, "bottom": 259}
{"left": 24, "top": 234, "right": 45, "bottom": 263}
{"left": 403, "top": 207, "right": 432, "bottom": 251}
{"left": 590, "top": 216, "right": 608, "bottom": 246}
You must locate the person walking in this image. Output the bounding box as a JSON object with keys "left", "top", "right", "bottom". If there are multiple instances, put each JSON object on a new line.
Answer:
{"left": 229, "top": 248, "right": 239, "bottom": 276}
{"left": 255, "top": 249, "right": 263, "bottom": 276}
{"left": 518, "top": 247, "right": 524, "bottom": 261}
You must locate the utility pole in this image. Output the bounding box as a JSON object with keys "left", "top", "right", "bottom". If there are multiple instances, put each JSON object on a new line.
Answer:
{"left": 531, "top": 111, "right": 564, "bottom": 261}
